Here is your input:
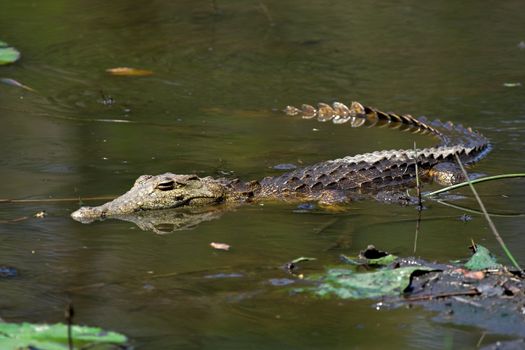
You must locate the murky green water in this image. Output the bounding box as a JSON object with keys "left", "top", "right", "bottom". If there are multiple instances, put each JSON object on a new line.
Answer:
{"left": 1, "top": 1, "right": 525, "bottom": 348}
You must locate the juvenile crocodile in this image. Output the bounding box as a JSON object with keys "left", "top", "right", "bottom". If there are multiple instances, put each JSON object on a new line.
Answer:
{"left": 71, "top": 101, "right": 491, "bottom": 223}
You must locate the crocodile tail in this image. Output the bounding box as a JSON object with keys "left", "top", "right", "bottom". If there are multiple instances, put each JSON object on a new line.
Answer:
{"left": 284, "top": 101, "right": 490, "bottom": 166}
{"left": 284, "top": 101, "right": 442, "bottom": 137}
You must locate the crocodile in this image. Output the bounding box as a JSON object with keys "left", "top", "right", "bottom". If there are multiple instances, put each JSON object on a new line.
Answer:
{"left": 71, "top": 101, "right": 491, "bottom": 224}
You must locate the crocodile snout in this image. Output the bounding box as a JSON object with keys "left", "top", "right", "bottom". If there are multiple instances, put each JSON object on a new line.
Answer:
{"left": 71, "top": 206, "right": 105, "bottom": 223}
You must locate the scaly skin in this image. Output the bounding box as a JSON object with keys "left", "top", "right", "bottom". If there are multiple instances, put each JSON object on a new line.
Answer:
{"left": 71, "top": 101, "right": 491, "bottom": 223}
{"left": 71, "top": 174, "right": 227, "bottom": 223}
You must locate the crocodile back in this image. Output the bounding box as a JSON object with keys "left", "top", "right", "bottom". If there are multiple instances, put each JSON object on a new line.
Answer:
{"left": 259, "top": 102, "right": 491, "bottom": 196}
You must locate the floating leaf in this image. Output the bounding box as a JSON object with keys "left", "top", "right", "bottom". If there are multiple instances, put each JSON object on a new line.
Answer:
{"left": 0, "top": 322, "right": 128, "bottom": 349}
{"left": 465, "top": 245, "right": 501, "bottom": 271}
{"left": 0, "top": 41, "right": 20, "bottom": 65}
{"left": 106, "top": 67, "right": 153, "bottom": 76}
{"left": 210, "top": 242, "right": 230, "bottom": 251}
{"left": 296, "top": 266, "right": 431, "bottom": 299}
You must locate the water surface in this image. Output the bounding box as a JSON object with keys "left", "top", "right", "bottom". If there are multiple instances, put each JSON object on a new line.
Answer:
{"left": 1, "top": 1, "right": 525, "bottom": 348}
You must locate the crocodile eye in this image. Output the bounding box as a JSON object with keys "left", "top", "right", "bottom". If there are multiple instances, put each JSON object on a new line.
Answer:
{"left": 156, "top": 179, "right": 175, "bottom": 191}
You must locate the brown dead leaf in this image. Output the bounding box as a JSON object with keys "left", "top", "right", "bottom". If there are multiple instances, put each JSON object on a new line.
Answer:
{"left": 106, "top": 67, "right": 154, "bottom": 76}
{"left": 463, "top": 271, "right": 485, "bottom": 280}
{"left": 210, "top": 242, "right": 230, "bottom": 251}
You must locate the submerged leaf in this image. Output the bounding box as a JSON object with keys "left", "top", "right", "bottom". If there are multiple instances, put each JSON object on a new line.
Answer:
{"left": 366, "top": 255, "right": 397, "bottom": 266}
{"left": 297, "top": 266, "right": 431, "bottom": 299}
{"left": 106, "top": 67, "right": 153, "bottom": 76}
{"left": 465, "top": 245, "right": 501, "bottom": 271}
{"left": 0, "top": 322, "right": 128, "bottom": 349}
{"left": 0, "top": 41, "right": 21, "bottom": 65}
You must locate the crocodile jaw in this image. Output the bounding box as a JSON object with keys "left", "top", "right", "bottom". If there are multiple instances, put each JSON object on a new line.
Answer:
{"left": 71, "top": 173, "right": 226, "bottom": 223}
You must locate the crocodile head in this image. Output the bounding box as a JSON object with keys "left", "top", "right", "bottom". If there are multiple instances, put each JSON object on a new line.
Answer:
{"left": 71, "top": 173, "right": 227, "bottom": 223}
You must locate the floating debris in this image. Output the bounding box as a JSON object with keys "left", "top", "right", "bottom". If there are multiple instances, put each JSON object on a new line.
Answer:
{"left": 210, "top": 242, "right": 230, "bottom": 251}
{"left": 204, "top": 273, "right": 243, "bottom": 279}
{"left": 272, "top": 163, "right": 297, "bottom": 170}
{"left": 459, "top": 214, "right": 472, "bottom": 222}
{"left": 34, "top": 211, "right": 47, "bottom": 218}
{"left": 284, "top": 256, "right": 316, "bottom": 273}
{"left": 0, "top": 266, "right": 17, "bottom": 278}
{"left": 106, "top": 67, "right": 154, "bottom": 76}
{"left": 269, "top": 278, "right": 295, "bottom": 286}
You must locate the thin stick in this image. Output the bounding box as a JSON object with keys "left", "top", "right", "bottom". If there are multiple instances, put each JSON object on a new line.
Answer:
{"left": 454, "top": 154, "right": 523, "bottom": 272}
{"left": 424, "top": 173, "right": 525, "bottom": 197}
{"left": 476, "top": 332, "right": 486, "bottom": 348}
{"left": 0, "top": 196, "right": 116, "bottom": 204}
{"left": 403, "top": 289, "right": 480, "bottom": 302}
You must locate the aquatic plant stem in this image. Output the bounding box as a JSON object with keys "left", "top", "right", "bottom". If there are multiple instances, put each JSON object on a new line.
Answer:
{"left": 413, "top": 142, "right": 422, "bottom": 210}
{"left": 424, "top": 173, "right": 525, "bottom": 197}
{"left": 454, "top": 155, "right": 523, "bottom": 272}
{"left": 412, "top": 142, "right": 423, "bottom": 254}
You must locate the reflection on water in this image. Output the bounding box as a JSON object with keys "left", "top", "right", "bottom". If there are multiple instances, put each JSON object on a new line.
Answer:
{"left": 1, "top": 0, "right": 525, "bottom": 348}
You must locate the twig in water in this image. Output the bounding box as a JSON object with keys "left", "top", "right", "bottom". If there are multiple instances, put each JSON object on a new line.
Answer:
{"left": 65, "top": 302, "right": 74, "bottom": 350}
{"left": 476, "top": 332, "right": 486, "bottom": 348}
{"left": 454, "top": 154, "right": 523, "bottom": 273}
{"left": 403, "top": 288, "right": 480, "bottom": 302}
{"left": 0, "top": 196, "right": 116, "bottom": 204}
{"left": 0, "top": 216, "right": 29, "bottom": 224}
{"left": 413, "top": 209, "right": 421, "bottom": 254}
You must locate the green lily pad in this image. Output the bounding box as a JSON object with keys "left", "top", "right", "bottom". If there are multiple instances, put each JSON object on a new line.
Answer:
{"left": 464, "top": 245, "right": 501, "bottom": 271}
{"left": 296, "top": 266, "right": 431, "bottom": 299}
{"left": 0, "top": 322, "right": 128, "bottom": 350}
{"left": 0, "top": 41, "right": 21, "bottom": 65}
